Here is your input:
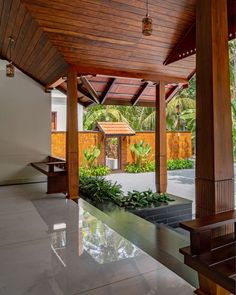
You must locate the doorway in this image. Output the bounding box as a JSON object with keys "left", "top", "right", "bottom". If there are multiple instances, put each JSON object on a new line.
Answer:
{"left": 105, "top": 137, "right": 121, "bottom": 171}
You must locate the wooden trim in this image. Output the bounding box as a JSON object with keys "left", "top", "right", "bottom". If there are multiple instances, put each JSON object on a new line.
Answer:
{"left": 74, "top": 65, "right": 189, "bottom": 84}
{"left": 100, "top": 78, "right": 116, "bottom": 104}
{"left": 131, "top": 82, "right": 149, "bottom": 106}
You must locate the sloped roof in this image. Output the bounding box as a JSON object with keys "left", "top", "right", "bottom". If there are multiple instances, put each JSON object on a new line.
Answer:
{"left": 0, "top": 0, "right": 235, "bottom": 106}
{"left": 96, "top": 122, "right": 135, "bottom": 136}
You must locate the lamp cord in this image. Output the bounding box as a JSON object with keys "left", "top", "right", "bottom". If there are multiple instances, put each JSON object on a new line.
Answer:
{"left": 146, "top": 0, "right": 149, "bottom": 17}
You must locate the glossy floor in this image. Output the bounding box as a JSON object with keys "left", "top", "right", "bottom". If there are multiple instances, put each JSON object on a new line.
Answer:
{"left": 0, "top": 183, "right": 195, "bottom": 295}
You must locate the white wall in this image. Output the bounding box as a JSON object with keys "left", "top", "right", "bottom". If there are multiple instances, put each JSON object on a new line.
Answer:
{"left": 0, "top": 61, "right": 51, "bottom": 184}
{"left": 52, "top": 90, "right": 83, "bottom": 131}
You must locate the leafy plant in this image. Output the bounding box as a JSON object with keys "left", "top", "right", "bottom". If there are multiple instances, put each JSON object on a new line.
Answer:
{"left": 113, "top": 190, "right": 175, "bottom": 209}
{"left": 125, "top": 161, "right": 155, "bottom": 173}
{"left": 79, "top": 176, "right": 175, "bottom": 209}
{"left": 80, "top": 165, "right": 111, "bottom": 177}
{"left": 130, "top": 140, "right": 151, "bottom": 168}
{"left": 79, "top": 176, "right": 123, "bottom": 203}
{"left": 167, "top": 159, "right": 193, "bottom": 170}
{"left": 83, "top": 144, "right": 101, "bottom": 168}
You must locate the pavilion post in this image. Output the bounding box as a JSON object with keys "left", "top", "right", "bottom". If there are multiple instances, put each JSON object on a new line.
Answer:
{"left": 155, "top": 81, "right": 167, "bottom": 193}
{"left": 196, "top": 0, "right": 234, "bottom": 218}
{"left": 66, "top": 66, "right": 79, "bottom": 200}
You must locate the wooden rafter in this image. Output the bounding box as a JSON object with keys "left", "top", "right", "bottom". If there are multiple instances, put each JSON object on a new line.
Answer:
{"left": 165, "top": 84, "right": 184, "bottom": 104}
{"left": 100, "top": 78, "right": 116, "bottom": 104}
{"left": 45, "top": 77, "right": 65, "bottom": 91}
{"left": 77, "top": 83, "right": 96, "bottom": 103}
{"left": 164, "top": 1, "right": 236, "bottom": 65}
{"left": 131, "top": 82, "right": 149, "bottom": 106}
{"left": 80, "top": 76, "right": 100, "bottom": 104}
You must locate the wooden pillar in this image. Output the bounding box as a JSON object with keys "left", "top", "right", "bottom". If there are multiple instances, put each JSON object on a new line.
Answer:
{"left": 155, "top": 81, "right": 167, "bottom": 193}
{"left": 66, "top": 66, "right": 79, "bottom": 200}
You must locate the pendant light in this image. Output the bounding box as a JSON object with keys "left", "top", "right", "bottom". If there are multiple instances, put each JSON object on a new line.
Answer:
{"left": 142, "top": 0, "right": 152, "bottom": 36}
{"left": 6, "top": 36, "right": 15, "bottom": 78}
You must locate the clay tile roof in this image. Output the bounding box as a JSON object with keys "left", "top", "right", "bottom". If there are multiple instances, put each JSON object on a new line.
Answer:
{"left": 96, "top": 122, "right": 135, "bottom": 136}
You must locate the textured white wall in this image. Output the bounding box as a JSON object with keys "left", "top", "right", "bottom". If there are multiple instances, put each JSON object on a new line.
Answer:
{"left": 0, "top": 61, "right": 51, "bottom": 184}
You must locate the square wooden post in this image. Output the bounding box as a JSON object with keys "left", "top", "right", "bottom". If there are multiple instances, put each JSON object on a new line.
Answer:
{"left": 66, "top": 66, "right": 79, "bottom": 200}
{"left": 196, "top": 0, "right": 234, "bottom": 218}
{"left": 155, "top": 81, "right": 167, "bottom": 193}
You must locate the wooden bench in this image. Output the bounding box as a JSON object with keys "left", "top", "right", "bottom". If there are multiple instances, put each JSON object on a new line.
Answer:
{"left": 179, "top": 210, "right": 236, "bottom": 295}
{"left": 31, "top": 156, "right": 67, "bottom": 194}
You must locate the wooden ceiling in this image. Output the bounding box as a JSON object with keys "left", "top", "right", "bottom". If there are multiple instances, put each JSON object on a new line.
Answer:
{"left": 0, "top": 0, "right": 235, "bottom": 106}
{"left": 57, "top": 76, "right": 185, "bottom": 107}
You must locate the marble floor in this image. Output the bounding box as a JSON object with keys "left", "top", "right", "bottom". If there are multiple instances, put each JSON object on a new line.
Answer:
{"left": 0, "top": 183, "right": 195, "bottom": 295}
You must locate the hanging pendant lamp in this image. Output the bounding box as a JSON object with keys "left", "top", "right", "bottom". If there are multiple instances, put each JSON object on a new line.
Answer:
{"left": 6, "top": 36, "right": 15, "bottom": 78}
{"left": 142, "top": 0, "right": 152, "bottom": 36}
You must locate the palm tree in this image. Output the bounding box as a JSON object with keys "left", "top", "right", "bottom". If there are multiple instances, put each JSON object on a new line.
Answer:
{"left": 83, "top": 105, "right": 128, "bottom": 130}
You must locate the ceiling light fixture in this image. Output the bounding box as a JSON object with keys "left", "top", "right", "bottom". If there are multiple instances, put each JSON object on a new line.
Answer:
{"left": 6, "top": 36, "right": 15, "bottom": 78}
{"left": 142, "top": 0, "right": 152, "bottom": 36}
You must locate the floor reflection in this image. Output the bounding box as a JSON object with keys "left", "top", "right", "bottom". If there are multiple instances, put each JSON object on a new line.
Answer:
{"left": 29, "top": 197, "right": 194, "bottom": 295}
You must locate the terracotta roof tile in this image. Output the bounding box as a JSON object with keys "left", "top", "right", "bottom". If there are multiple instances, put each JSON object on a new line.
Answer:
{"left": 96, "top": 122, "right": 135, "bottom": 136}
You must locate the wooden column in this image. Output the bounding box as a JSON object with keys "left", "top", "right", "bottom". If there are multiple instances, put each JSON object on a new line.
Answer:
{"left": 196, "top": 0, "right": 234, "bottom": 215}
{"left": 66, "top": 66, "right": 79, "bottom": 200}
{"left": 155, "top": 81, "right": 167, "bottom": 193}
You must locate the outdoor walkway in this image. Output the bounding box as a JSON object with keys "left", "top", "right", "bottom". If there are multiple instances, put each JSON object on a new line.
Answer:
{"left": 0, "top": 183, "right": 195, "bottom": 295}
{"left": 106, "top": 167, "right": 236, "bottom": 214}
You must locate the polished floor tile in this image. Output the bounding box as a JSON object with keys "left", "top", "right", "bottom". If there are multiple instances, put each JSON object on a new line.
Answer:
{"left": 78, "top": 268, "right": 194, "bottom": 295}
{"left": 0, "top": 183, "right": 195, "bottom": 295}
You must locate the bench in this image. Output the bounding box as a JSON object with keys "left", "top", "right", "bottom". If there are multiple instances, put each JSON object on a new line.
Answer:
{"left": 179, "top": 210, "right": 236, "bottom": 295}
{"left": 31, "top": 156, "right": 67, "bottom": 194}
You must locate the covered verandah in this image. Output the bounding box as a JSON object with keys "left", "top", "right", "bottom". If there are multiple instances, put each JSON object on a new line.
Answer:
{"left": 0, "top": 0, "right": 235, "bottom": 294}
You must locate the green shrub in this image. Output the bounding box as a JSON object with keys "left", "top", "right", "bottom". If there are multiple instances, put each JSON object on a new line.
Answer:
{"left": 79, "top": 176, "right": 174, "bottom": 209}
{"left": 113, "top": 190, "right": 175, "bottom": 209}
{"left": 79, "top": 165, "right": 111, "bottom": 177}
{"left": 79, "top": 176, "right": 123, "bottom": 203}
{"left": 167, "top": 159, "right": 193, "bottom": 170}
{"left": 125, "top": 161, "right": 155, "bottom": 173}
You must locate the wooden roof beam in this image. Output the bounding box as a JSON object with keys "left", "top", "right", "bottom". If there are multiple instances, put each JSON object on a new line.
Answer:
{"left": 165, "top": 84, "right": 185, "bottom": 104}
{"left": 163, "top": 23, "right": 196, "bottom": 66}
{"left": 80, "top": 76, "right": 100, "bottom": 104}
{"left": 77, "top": 83, "right": 98, "bottom": 105}
{"left": 57, "top": 84, "right": 89, "bottom": 107}
{"left": 74, "top": 65, "right": 188, "bottom": 84}
{"left": 100, "top": 78, "right": 116, "bottom": 104}
{"left": 164, "top": 1, "right": 236, "bottom": 65}
{"left": 131, "top": 82, "right": 149, "bottom": 106}
{"left": 45, "top": 77, "right": 65, "bottom": 91}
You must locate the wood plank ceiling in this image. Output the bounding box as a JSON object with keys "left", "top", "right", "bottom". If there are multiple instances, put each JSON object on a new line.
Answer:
{"left": 0, "top": 0, "right": 235, "bottom": 106}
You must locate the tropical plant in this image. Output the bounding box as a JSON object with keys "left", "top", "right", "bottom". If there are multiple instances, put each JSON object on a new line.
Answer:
{"left": 167, "top": 159, "right": 193, "bottom": 170}
{"left": 113, "top": 190, "right": 175, "bottom": 209}
{"left": 83, "top": 144, "right": 101, "bottom": 168}
{"left": 130, "top": 140, "right": 151, "bottom": 168}
{"left": 79, "top": 176, "right": 123, "bottom": 203}
{"left": 79, "top": 176, "right": 175, "bottom": 209}
{"left": 83, "top": 105, "right": 128, "bottom": 130}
